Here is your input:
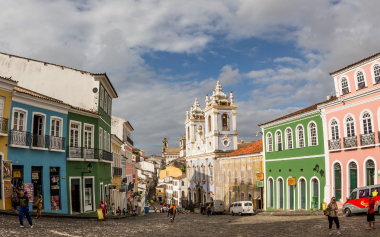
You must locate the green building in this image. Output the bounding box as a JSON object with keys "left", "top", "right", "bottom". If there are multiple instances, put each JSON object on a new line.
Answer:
{"left": 66, "top": 76, "right": 118, "bottom": 214}
{"left": 259, "top": 103, "right": 326, "bottom": 211}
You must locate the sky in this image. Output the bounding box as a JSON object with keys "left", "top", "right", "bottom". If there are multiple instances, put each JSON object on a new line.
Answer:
{"left": 1, "top": 0, "right": 380, "bottom": 155}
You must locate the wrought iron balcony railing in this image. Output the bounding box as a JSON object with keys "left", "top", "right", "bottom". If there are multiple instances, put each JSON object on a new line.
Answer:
{"left": 360, "top": 133, "right": 375, "bottom": 146}
{"left": 328, "top": 138, "right": 341, "bottom": 150}
{"left": 32, "top": 134, "right": 49, "bottom": 148}
{"left": 10, "top": 130, "right": 31, "bottom": 146}
{"left": 49, "top": 136, "right": 65, "bottom": 150}
{"left": 343, "top": 136, "right": 357, "bottom": 148}
{"left": 102, "top": 150, "right": 113, "bottom": 161}
{"left": 0, "top": 118, "right": 9, "bottom": 134}
{"left": 67, "top": 146, "right": 83, "bottom": 158}
{"left": 126, "top": 136, "right": 133, "bottom": 146}
{"left": 113, "top": 167, "right": 122, "bottom": 177}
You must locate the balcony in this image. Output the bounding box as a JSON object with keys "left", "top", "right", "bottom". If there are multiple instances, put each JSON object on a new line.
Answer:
{"left": 50, "top": 136, "right": 65, "bottom": 150}
{"left": 0, "top": 118, "right": 9, "bottom": 135}
{"left": 10, "top": 130, "right": 31, "bottom": 147}
{"left": 360, "top": 133, "right": 375, "bottom": 146}
{"left": 102, "top": 150, "right": 113, "bottom": 161}
{"left": 113, "top": 167, "right": 122, "bottom": 177}
{"left": 343, "top": 136, "right": 357, "bottom": 148}
{"left": 126, "top": 136, "right": 133, "bottom": 146}
{"left": 329, "top": 138, "right": 341, "bottom": 150}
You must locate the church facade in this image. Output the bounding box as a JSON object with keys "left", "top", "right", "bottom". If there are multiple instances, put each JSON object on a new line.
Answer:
{"left": 185, "top": 81, "right": 237, "bottom": 205}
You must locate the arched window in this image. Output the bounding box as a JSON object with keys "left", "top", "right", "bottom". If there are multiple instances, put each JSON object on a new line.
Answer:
{"left": 286, "top": 128, "right": 293, "bottom": 149}
{"left": 366, "top": 159, "right": 375, "bottom": 186}
{"left": 267, "top": 133, "right": 273, "bottom": 152}
{"left": 276, "top": 131, "right": 282, "bottom": 151}
{"left": 202, "top": 165, "right": 205, "bottom": 182}
{"left": 374, "top": 64, "right": 380, "bottom": 84}
{"left": 344, "top": 115, "right": 355, "bottom": 138}
{"left": 308, "top": 122, "right": 317, "bottom": 146}
{"left": 297, "top": 126, "right": 305, "bottom": 148}
{"left": 330, "top": 119, "right": 339, "bottom": 140}
{"left": 247, "top": 169, "right": 252, "bottom": 185}
{"left": 356, "top": 71, "right": 366, "bottom": 90}
{"left": 241, "top": 169, "right": 245, "bottom": 184}
{"left": 348, "top": 162, "right": 357, "bottom": 193}
{"left": 181, "top": 181, "right": 184, "bottom": 186}
{"left": 187, "top": 127, "right": 190, "bottom": 140}
{"left": 208, "top": 115, "right": 211, "bottom": 132}
{"left": 222, "top": 113, "right": 230, "bottom": 131}
{"left": 341, "top": 77, "right": 349, "bottom": 95}
{"left": 361, "top": 112, "right": 373, "bottom": 134}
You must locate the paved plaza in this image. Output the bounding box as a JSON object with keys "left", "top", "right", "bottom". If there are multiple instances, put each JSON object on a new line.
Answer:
{"left": 1, "top": 212, "right": 380, "bottom": 236}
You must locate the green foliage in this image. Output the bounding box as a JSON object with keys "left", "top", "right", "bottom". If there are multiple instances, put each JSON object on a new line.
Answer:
{"left": 181, "top": 165, "right": 186, "bottom": 173}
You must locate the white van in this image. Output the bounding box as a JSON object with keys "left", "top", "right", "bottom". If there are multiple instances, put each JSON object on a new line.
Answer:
{"left": 201, "top": 200, "right": 225, "bottom": 214}
{"left": 230, "top": 201, "right": 254, "bottom": 216}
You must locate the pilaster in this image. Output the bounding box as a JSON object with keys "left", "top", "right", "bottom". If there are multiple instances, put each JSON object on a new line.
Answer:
{"left": 321, "top": 109, "right": 331, "bottom": 203}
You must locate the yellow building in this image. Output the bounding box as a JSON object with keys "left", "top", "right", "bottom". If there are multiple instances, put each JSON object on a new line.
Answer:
{"left": 111, "top": 135, "right": 124, "bottom": 211}
{"left": 159, "top": 166, "right": 182, "bottom": 179}
{"left": 156, "top": 185, "right": 165, "bottom": 202}
{"left": 217, "top": 140, "right": 264, "bottom": 211}
{"left": 0, "top": 76, "right": 17, "bottom": 210}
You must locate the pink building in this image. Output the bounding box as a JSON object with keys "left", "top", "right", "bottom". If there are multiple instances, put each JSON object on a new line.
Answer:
{"left": 319, "top": 52, "right": 380, "bottom": 205}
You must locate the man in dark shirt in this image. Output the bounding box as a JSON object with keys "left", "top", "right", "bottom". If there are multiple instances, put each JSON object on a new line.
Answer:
{"left": 17, "top": 190, "right": 33, "bottom": 228}
{"left": 367, "top": 194, "right": 375, "bottom": 230}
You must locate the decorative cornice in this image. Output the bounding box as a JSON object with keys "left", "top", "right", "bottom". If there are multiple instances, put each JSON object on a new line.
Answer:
{"left": 259, "top": 109, "right": 319, "bottom": 129}
{"left": 330, "top": 53, "right": 380, "bottom": 77}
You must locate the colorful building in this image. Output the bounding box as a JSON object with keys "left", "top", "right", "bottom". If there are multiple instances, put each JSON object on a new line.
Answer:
{"left": 260, "top": 102, "right": 329, "bottom": 211}
{"left": 111, "top": 134, "right": 123, "bottom": 211}
{"left": 0, "top": 76, "right": 18, "bottom": 210}
{"left": 319, "top": 51, "right": 380, "bottom": 206}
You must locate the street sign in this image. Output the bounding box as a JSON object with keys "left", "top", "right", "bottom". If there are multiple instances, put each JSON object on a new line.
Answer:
{"left": 256, "top": 173, "right": 264, "bottom": 181}
{"left": 288, "top": 178, "right": 296, "bottom": 186}
{"left": 257, "top": 180, "right": 264, "bottom": 187}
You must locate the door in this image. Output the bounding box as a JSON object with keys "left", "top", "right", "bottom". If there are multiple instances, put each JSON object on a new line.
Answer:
{"left": 300, "top": 179, "right": 306, "bottom": 209}
{"left": 84, "top": 188, "right": 92, "bottom": 212}
{"left": 279, "top": 180, "right": 283, "bottom": 209}
{"left": 0, "top": 97, "right": 4, "bottom": 132}
{"left": 313, "top": 181, "right": 319, "bottom": 209}
{"left": 289, "top": 185, "right": 294, "bottom": 210}
{"left": 269, "top": 179, "right": 274, "bottom": 207}
{"left": 334, "top": 164, "right": 342, "bottom": 201}
{"left": 71, "top": 179, "right": 81, "bottom": 213}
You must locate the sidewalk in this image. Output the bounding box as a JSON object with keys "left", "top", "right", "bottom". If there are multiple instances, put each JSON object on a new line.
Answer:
{"left": 0, "top": 209, "right": 134, "bottom": 219}
{"left": 256, "top": 209, "right": 344, "bottom": 216}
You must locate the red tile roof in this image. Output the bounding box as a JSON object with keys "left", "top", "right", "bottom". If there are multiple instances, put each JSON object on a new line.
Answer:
{"left": 223, "top": 140, "right": 263, "bottom": 157}
{"left": 258, "top": 97, "right": 337, "bottom": 126}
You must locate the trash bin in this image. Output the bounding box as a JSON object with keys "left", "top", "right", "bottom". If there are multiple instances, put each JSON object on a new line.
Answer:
{"left": 96, "top": 209, "right": 104, "bottom": 221}
{"left": 322, "top": 202, "right": 327, "bottom": 210}
{"left": 144, "top": 207, "right": 149, "bottom": 214}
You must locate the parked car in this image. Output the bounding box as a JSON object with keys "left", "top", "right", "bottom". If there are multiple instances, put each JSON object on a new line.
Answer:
{"left": 201, "top": 200, "right": 225, "bottom": 215}
{"left": 230, "top": 201, "right": 254, "bottom": 216}
{"left": 343, "top": 184, "right": 380, "bottom": 217}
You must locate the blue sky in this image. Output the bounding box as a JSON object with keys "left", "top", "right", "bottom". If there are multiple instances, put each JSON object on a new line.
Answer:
{"left": 1, "top": 0, "right": 380, "bottom": 155}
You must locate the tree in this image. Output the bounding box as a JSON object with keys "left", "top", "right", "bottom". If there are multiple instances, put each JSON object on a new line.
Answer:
{"left": 181, "top": 165, "right": 186, "bottom": 173}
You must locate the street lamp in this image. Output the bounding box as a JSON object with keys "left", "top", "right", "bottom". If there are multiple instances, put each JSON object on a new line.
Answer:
{"left": 82, "top": 163, "right": 93, "bottom": 177}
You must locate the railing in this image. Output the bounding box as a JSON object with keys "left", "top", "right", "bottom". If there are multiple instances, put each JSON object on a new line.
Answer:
{"left": 84, "top": 148, "right": 95, "bottom": 159}
{"left": 378, "top": 131, "right": 380, "bottom": 144}
{"left": 0, "top": 118, "right": 9, "bottom": 134}
{"left": 113, "top": 167, "right": 122, "bottom": 177}
{"left": 32, "top": 134, "right": 49, "bottom": 148}
{"left": 10, "top": 130, "right": 31, "bottom": 146}
{"left": 328, "top": 138, "right": 341, "bottom": 150}
{"left": 126, "top": 136, "right": 133, "bottom": 146}
{"left": 50, "top": 136, "right": 65, "bottom": 150}
{"left": 360, "top": 133, "right": 375, "bottom": 146}
{"left": 343, "top": 136, "right": 357, "bottom": 148}
{"left": 67, "top": 146, "right": 83, "bottom": 158}
{"left": 102, "top": 150, "right": 113, "bottom": 161}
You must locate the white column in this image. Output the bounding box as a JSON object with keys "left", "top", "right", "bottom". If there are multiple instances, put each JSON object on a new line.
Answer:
{"left": 321, "top": 110, "right": 331, "bottom": 203}
{"left": 262, "top": 127, "right": 266, "bottom": 211}
{"left": 213, "top": 111, "right": 219, "bottom": 150}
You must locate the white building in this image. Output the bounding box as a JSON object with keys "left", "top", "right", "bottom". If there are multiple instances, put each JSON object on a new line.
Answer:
{"left": 172, "top": 174, "right": 187, "bottom": 206}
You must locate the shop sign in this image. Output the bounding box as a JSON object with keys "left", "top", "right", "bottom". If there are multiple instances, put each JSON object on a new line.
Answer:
{"left": 256, "top": 173, "right": 264, "bottom": 181}
{"left": 3, "top": 161, "right": 12, "bottom": 180}
{"left": 13, "top": 171, "right": 21, "bottom": 178}
{"left": 257, "top": 180, "right": 264, "bottom": 187}
{"left": 32, "top": 172, "right": 39, "bottom": 180}
{"left": 4, "top": 181, "right": 12, "bottom": 198}
{"left": 288, "top": 178, "right": 296, "bottom": 186}
{"left": 23, "top": 184, "right": 34, "bottom": 202}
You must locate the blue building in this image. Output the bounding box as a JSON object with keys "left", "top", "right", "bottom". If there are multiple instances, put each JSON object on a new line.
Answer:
{"left": 185, "top": 81, "right": 238, "bottom": 205}
{"left": 8, "top": 87, "right": 70, "bottom": 214}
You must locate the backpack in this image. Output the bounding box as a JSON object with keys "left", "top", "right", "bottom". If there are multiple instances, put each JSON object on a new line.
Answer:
{"left": 168, "top": 208, "right": 173, "bottom": 214}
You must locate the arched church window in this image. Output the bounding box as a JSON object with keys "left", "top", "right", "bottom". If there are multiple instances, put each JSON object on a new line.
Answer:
{"left": 222, "top": 113, "right": 230, "bottom": 131}
{"left": 202, "top": 165, "right": 206, "bottom": 182}
{"left": 209, "top": 164, "right": 213, "bottom": 182}
{"left": 208, "top": 115, "right": 211, "bottom": 133}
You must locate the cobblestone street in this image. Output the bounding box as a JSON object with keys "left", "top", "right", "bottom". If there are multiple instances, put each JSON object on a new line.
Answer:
{"left": 1, "top": 212, "right": 380, "bottom": 237}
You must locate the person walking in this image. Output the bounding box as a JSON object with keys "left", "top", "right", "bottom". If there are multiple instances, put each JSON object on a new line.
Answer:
{"left": 168, "top": 204, "right": 176, "bottom": 223}
{"left": 17, "top": 190, "right": 33, "bottom": 228}
{"left": 111, "top": 203, "right": 116, "bottom": 216}
{"left": 12, "top": 190, "right": 18, "bottom": 212}
{"left": 207, "top": 204, "right": 212, "bottom": 217}
{"left": 367, "top": 194, "right": 376, "bottom": 230}
{"left": 99, "top": 200, "right": 107, "bottom": 220}
{"left": 327, "top": 197, "right": 341, "bottom": 235}
{"left": 176, "top": 205, "right": 180, "bottom": 215}
{"left": 32, "top": 195, "right": 42, "bottom": 219}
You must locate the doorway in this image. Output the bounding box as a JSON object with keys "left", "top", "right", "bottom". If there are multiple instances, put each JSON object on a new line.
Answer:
{"left": 84, "top": 178, "right": 94, "bottom": 212}
{"left": 71, "top": 178, "right": 81, "bottom": 213}
{"left": 32, "top": 166, "right": 42, "bottom": 211}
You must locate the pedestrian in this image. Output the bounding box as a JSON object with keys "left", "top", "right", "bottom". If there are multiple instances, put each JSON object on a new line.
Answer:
{"left": 99, "top": 200, "right": 107, "bottom": 220}
{"left": 123, "top": 208, "right": 126, "bottom": 215}
{"left": 207, "top": 204, "right": 212, "bottom": 217}
{"left": 17, "top": 190, "right": 33, "bottom": 228}
{"left": 117, "top": 206, "right": 121, "bottom": 215}
{"left": 111, "top": 203, "right": 116, "bottom": 216}
{"left": 326, "top": 197, "right": 341, "bottom": 235}
{"left": 367, "top": 194, "right": 376, "bottom": 230}
{"left": 32, "top": 195, "right": 42, "bottom": 219}
{"left": 168, "top": 203, "right": 176, "bottom": 223}
{"left": 176, "top": 205, "right": 180, "bottom": 215}
{"left": 12, "top": 190, "right": 18, "bottom": 212}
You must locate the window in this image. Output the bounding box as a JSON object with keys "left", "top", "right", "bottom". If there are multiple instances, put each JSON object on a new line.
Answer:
{"left": 103, "top": 130, "right": 107, "bottom": 151}
{"left": 13, "top": 110, "right": 26, "bottom": 131}
{"left": 228, "top": 170, "right": 232, "bottom": 184}
{"left": 374, "top": 65, "right": 380, "bottom": 84}
{"left": 359, "top": 189, "right": 369, "bottom": 199}
{"left": 362, "top": 112, "right": 373, "bottom": 134}
{"left": 100, "top": 86, "right": 104, "bottom": 109}
{"left": 202, "top": 165, "right": 205, "bottom": 182}
{"left": 241, "top": 169, "right": 245, "bottom": 184}
{"left": 51, "top": 118, "right": 61, "bottom": 137}
{"left": 330, "top": 120, "right": 339, "bottom": 140}
{"left": 247, "top": 170, "right": 252, "bottom": 185}
{"left": 356, "top": 71, "right": 366, "bottom": 89}
{"left": 297, "top": 126, "right": 305, "bottom": 148}
{"left": 267, "top": 133, "right": 273, "bottom": 152}
{"left": 187, "top": 127, "right": 190, "bottom": 140}
{"left": 241, "top": 193, "right": 244, "bottom": 201}
{"left": 276, "top": 131, "right": 282, "bottom": 151}
{"left": 108, "top": 96, "right": 111, "bottom": 114}
{"left": 348, "top": 191, "right": 357, "bottom": 201}
{"left": 99, "top": 128, "right": 103, "bottom": 150}
{"left": 70, "top": 122, "right": 80, "bottom": 147}
{"left": 286, "top": 128, "right": 293, "bottom": 149}
{"left": 208, "top": 115, "right": 211, "bottom": 133}
{"left": 366, "top": 160, "right": 375, "bottom": 186}
{"left": 234, "top": 169, "right": 238, "bottom": 184}
{"left": 222, "top": 113, "right": 229, "bottom": 131}
{"left": 84, "top": 125, "right": 93, "bottom": 148}
{"left": 341, "top": 77, "right": 349, "bottom": 95}
{"left": 309, "top": 122, "right": 317, "bottom": 146}
{"left": 345, "top": 116, "right": 355, "bottom": 137}
{"left": 104, "top": 92, "right": 108, "bottom": 112}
